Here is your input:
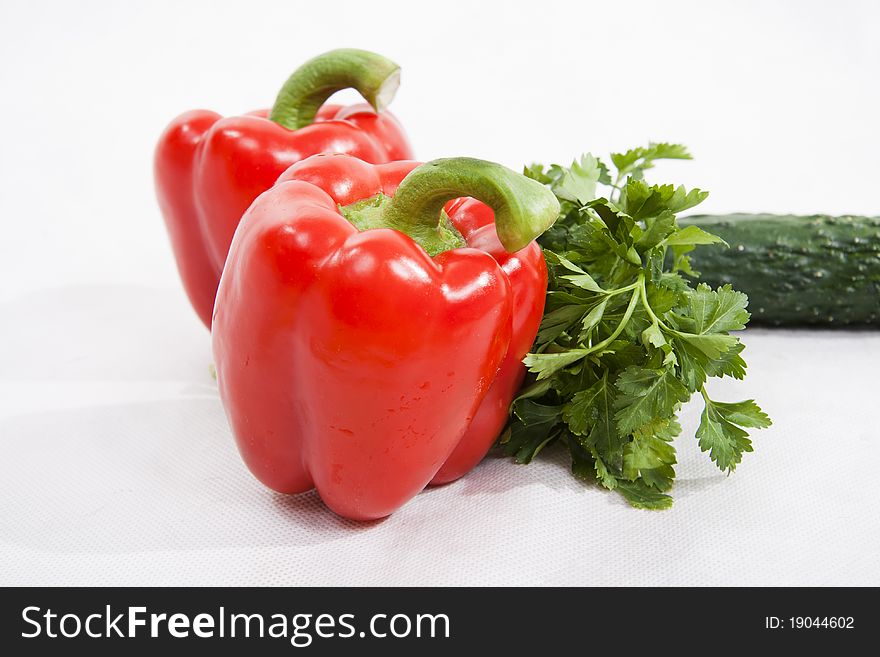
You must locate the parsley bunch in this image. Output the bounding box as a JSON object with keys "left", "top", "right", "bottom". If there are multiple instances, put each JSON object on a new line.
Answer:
{"left": 502, "top": 144, "right": 771, "bottom": 509}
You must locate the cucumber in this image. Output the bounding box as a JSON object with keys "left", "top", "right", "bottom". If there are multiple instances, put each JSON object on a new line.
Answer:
{"left": 680, "top": 214, "right": 880, "bottom": 326}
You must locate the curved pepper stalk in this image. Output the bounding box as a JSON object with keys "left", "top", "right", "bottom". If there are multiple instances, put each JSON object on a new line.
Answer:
{"left": 212, "top": 154, "right": 557, "bottom": 520}
{"left": 269, "top": 49, "right": 401, "bottom": 130}
{"left": 385, "top": 157, "right": 560, "bottom": 253}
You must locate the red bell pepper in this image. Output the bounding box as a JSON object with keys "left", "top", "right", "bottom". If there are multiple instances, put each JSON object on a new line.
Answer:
{"left": 154, "top": 49, "right": 413, "bottom": 328}
{"left": 212, "top": 154, "right": 558, "bottom": 519}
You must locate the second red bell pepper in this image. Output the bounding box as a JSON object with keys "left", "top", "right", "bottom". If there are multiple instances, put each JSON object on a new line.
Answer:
{"left": 154, "top": 49, "right": 413, "bottom": 327}
{"left": 212, "top": 154, "right": 558, "bottom": 519}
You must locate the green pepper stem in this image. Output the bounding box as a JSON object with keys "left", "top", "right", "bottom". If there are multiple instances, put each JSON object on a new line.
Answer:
{"left": 383, "top": 158, "right": 560, "bottom": 253}
{"left": 268, "top": 49, "right": 400, "bottom": 130}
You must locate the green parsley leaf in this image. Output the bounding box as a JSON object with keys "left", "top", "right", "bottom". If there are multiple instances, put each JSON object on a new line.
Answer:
{"left": 523, "top": 163, "right": 552, "bottom": 184}
{"left": 696, "top": 395, "right": 771, "bottom": 472}
{"left": 636, "top": 210, "right": 677, "bottom": 252}
{"left": 524, "top": 348, "right": 593, "bottom": 380}
{"left": 672, "top": 331, "right": 739, "bottom": 360}
{"left": 548, "top": 252, "right": 606, "bottom": 293}
{"left": 665, "top": 225, "right": 727, "bottom": 247}
{"left": 613, "top": 366, "right": 690, "bottom": 437}
{"left": 562, "top": 372, "right": 622, "bottom": 459}
{"left": 623, "top": 424, "right": 678, "bottom": 491}
{"left": 565, "top": 435, "right": 620, "bottom": 491}
{"left": 552, "top": 154, "right": 609, "bottom": 205}
{"left": 501, "top": 400, "right": 564, "bottom": 463}
{"left": 590, "top": 447, "right": 618, "bottom": 490}
{"left": 678, "top": 283, "right": 750, "bottom": 334}
{"left": 641, "top": 323, "right": 667, "bottom": 350}
{"left": 536, "top": 304, "right": 587, "bottom": 344}
{"left": 578, "top": 299, "right": 608, "bottom": 342}
{"left": 611, "top": 142, "right": 692, "bottom": 184}
{"left": 670, "top": 334, "right": 709, "bottom": 392}
{"left": 705, "top": 341, "right": 748, "bottom": 380}
{"left": 616, "top": 480, "right": 673, "bottom": 510}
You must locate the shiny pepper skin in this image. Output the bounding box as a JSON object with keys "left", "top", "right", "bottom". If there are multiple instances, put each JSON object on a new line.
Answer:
{"left": 212, "top": 155, "right": 549, "bottom": 520}
{"left": 155, "top": 105, "right": 412, "bottom": 328}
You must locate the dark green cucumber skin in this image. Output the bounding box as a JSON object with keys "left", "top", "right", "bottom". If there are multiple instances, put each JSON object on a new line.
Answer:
{"left": 680, "top": 214, "right": 880, "bottom": 327}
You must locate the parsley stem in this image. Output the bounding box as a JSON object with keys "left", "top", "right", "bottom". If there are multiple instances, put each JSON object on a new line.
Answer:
{"left": 610, "top": 174, "right": 623, "bottom": 203}
{"left": 604, "top": 279, "right": 641, "bottom": 298}
{"left": 587, "top": 273, "right": 643, "bottom": 355}
{"left": 638, "top": 277, "right": 672, "bottom": 331}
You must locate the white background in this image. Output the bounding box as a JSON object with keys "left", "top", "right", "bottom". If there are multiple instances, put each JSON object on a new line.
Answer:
{"left": 0, "top": 0, "right": 878, "bottom": 585}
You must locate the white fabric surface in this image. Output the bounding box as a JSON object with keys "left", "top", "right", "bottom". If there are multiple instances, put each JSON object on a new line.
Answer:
{"left": 0, "top": 287, "right": 877, "bottom": 585}
{"left": 1, "top": 0, "right": 879, "bottom": 586}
